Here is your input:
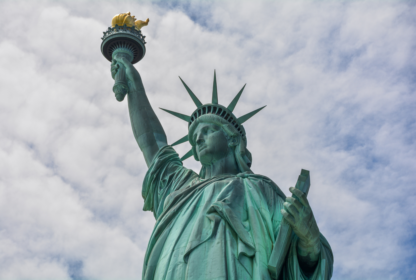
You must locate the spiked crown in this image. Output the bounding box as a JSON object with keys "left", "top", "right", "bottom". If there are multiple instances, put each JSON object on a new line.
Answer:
{"left": 161, "top": 71, "right": 266, "bottom": 161}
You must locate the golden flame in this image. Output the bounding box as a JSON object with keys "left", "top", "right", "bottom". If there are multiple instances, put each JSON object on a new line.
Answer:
{"left": 111, "top": 12, "right": 149, "bottom": 30}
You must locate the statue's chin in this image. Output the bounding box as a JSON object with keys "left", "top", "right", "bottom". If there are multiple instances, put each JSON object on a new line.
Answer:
{"left": 199, "top": 159, "right": 213, "bottom": 167}
{"left": 199, "top": 153, "right": 229, "bottom": 167}
{"left": 199, "top": 156, "right": 215, "bottom": 167}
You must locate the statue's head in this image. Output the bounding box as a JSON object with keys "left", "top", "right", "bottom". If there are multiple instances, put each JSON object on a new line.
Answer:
{"left": 160, "top": 71, "right": 265, "bottom": 178}
{"left": 188, "top": 113, "right": 252, "bottom": 178}
{"left": 191, "top": 121, "right": 231, "bottom": 166}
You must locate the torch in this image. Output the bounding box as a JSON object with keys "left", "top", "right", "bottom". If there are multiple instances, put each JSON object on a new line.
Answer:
{"left": 101, "top": 12, "right": 149, "bottom": 101}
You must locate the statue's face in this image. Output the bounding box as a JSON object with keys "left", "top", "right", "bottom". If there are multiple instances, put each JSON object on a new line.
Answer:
{"left": 193, "top": 123, "right": 230, "bottom": 165}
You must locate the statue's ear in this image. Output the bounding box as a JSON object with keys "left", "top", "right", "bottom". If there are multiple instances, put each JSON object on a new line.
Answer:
{"left": 228, "top": 135, "right": 239, "bottom": 148}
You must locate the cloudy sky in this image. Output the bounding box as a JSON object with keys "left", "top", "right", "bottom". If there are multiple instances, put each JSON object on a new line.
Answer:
{"left": 0, "top": 0, "right": 415, "bottom": 279}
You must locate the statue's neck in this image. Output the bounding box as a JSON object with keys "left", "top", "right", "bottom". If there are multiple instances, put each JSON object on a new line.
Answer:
{"left": 203, "top": 150, "right": 239, "bottom": 179}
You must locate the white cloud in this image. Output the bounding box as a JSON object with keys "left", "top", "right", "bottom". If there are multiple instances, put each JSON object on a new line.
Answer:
{"left": 0, "top": 0, "right": 415, "bottom": 279}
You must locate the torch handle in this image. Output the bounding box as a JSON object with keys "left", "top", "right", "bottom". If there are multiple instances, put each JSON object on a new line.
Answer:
{"left": 112, "top": 49, "right": 134, "bottom": 102}
{"left": 113, "top": 62, "right": 129, "bottom": 102}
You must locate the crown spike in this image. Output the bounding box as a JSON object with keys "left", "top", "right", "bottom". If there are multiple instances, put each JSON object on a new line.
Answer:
{"left": 227, "top": 84, "right": 246, "bottom": 112}
{"left": 160, "top": 108, "right": 191, "bottom": 122}
{"left": 212, "top": 70, "right": 218, "bottom": 104}
{"left": 179, "top": 77, "right": 202, "bottom": 108}
{"left": 237, "top": 106, "right": 266, "bottom": 124}
{"left": 171, "top": 135, "right": 189, "bottom": 146}
{"left": 181, "top": 149, "right": 193, "bottom": 161}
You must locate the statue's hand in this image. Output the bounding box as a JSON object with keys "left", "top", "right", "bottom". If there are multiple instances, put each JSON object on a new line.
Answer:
{"left": 111, "top": 55, "right": 141, "bottom": 86}
{"left": 110, "top": 59, "right": 119, "bottom": 80}
{"left": 281, "top": 187, "right": 321, "bottom": 252}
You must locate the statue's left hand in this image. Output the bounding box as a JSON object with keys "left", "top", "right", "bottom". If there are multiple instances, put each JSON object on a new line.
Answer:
{"left": 281, "top": 187, "right": 321, "bottom": 259}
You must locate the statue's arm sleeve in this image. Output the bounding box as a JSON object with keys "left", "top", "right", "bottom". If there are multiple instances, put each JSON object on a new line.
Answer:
{"left": 142, "top": 145, "right": 198, "bottom": 219}
{"left": 280, "top": 234, "right": 334, "bottom": 280}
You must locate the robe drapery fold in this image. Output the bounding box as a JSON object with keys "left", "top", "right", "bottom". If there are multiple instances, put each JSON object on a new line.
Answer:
{"left": 142, "top": 146, "right": 333, "bottom": 280}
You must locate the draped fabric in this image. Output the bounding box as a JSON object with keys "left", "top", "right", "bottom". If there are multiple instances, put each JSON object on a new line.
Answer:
{"left": 142, "top": 146, "right": 333, "bottom": 280}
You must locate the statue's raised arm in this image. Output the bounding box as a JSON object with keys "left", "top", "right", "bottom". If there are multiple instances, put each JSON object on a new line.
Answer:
{"left": 111, "top": 57, "right": 167, "bottom": 166}
{"left": 101, "top": 12, "right": 165, "bottom": 166}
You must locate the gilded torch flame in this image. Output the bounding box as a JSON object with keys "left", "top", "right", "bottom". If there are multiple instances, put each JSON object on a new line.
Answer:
{"left": 111, "top": 12, "right": 149, "bottom": 30}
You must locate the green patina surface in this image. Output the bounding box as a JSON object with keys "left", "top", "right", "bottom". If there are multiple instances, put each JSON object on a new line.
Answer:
{"left": 141, "top": 146, "right": 333, "bottom": 279}
{"left": 105, "top": 39, "right": 334, "bottom": 278}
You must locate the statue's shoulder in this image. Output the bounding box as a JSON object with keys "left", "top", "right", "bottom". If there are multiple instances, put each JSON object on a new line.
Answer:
{"left": 235, "top": 172, "right": 286, "bottom": 200}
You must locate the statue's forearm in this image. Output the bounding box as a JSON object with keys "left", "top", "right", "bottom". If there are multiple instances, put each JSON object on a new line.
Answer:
{"left": 127, "top": 75, "right": 167, "bottom": 167}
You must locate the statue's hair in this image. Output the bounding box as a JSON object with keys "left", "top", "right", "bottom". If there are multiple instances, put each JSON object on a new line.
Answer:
{"left": 188, "top": 114, "right": 253, "bottom": 178}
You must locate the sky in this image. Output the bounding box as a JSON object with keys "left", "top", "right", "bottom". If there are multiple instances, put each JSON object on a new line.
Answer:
{"left": 0, "top": 0, "right": 415, "bottom": 279}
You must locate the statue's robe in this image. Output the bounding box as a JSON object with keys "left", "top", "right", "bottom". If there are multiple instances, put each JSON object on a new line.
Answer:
{"left": 142, "top": 146, "right": 333, "bottom": 280}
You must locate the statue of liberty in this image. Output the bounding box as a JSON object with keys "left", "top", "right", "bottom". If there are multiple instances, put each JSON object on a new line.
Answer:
{"left": 110, "top": 56, "right": 333, "bottom": 279}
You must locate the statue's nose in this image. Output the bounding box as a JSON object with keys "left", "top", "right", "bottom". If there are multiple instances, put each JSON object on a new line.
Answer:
{"left": 196, "top": 138, "right": 204, "bottom": 145}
